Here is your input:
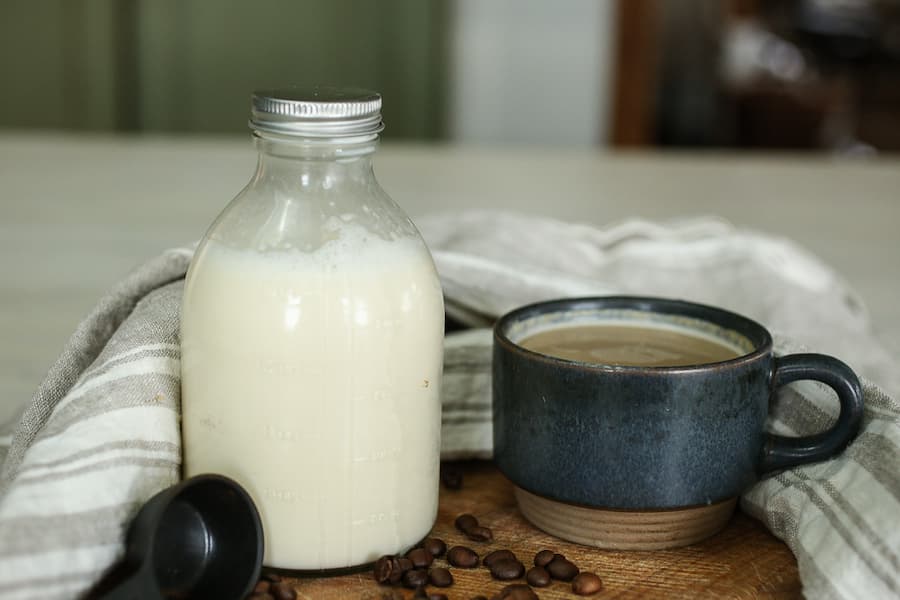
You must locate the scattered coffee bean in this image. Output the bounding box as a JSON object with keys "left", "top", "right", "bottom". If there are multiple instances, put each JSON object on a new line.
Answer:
{"left": 375, "top": 555, "right": 411, "bottom": 585}
{"left": 490, "top": 557, "right": 526, "bottom": 581}
{"left": 533, "top": 549, "right": 554, "bottom": 568}
{"left": 412, "top": 586, "right": 428, "bottom": 599}
{"left": 526, "top": 566, "right": 550, "bottom": 587}
{"left": 572, "top": 572, "right": 603, "bottom": 595}
{"left": 269, "top": 582, "right": 297, "bottom": 600}
{"left": 261, "top": 572, "right": 282, "bottom": 583}
{"left": 395, "top": 557, "right": 413, "bottom": 574}
{"left": 429, "top": 594, "right": 449, "bottom": 600}
{"left": 495, "top": 583, "right": 539, "bottom": 599}
{"left": 452, "top": 512, "right": 492, "bottom": 542}
{"left": 407, "top": 547, "right": 434, "bottom": 569}
{"left": 429, "top": 566, "right": 454, "bottom": 587}
{"left": 377, "top": 556, "right": 413, "bottom": 584}
{"left": 483, "top": 549, "right": 518, "bottom": 568}
{"left": 423, "top": 537, "right": 447, "bottom": 558}
{"left": 441, "top": 464, "right": 463, "bottom": 490}
{"left": 447, "top": 545, "right": 480, "bottom": 568}
{"left": 455, "top": 513, "right": 478, "bottom": 533}
{"left": 402, "top": 568, "right": 430, "bottom": 589}
{"left": 374, "top": 556, "right": 395, "bottom": 585}
{"left": 466, "top": 525, "right": 494, "bottom": 542}
{"left": 546, "top": 555, "right": 579, "bottom": 581}
{"left": 253, "top": 580, "right": 270, "bottom": 593}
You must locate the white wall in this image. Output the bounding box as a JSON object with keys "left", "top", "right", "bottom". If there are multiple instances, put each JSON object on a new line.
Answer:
{"left": 448, "top": 0, "right": 617, "bottom": 146}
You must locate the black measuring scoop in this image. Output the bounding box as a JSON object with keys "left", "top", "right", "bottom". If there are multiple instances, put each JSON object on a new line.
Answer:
{"left": 96, "top": 473, "right": 264, "bottom": 600}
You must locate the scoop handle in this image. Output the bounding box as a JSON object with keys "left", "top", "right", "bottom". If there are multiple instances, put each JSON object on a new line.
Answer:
{"left": 97, "top": 564, "right": 160, "bottom": 600}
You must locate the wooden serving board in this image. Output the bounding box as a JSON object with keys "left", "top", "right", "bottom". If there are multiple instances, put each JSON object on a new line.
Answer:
{"left": 273, "top": 461, "right": 801, "bottom": 599}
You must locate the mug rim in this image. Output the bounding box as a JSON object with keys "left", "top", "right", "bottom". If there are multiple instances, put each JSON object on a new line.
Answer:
{"left": 493, "top": 295, "right": 773, "bottom": 373}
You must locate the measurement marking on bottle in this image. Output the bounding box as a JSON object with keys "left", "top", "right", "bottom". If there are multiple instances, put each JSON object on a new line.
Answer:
{"left": 197, "top": 413, "right": 222, "bottom": 432}
{"left": 263, "top": 488, "right": 301, "bottom": 503}
{"left": 351, "top": 510, "right": 401, "bottom": 527}
{"left": 257, "top": 357, "right": 300, "bottom": 376}
{"left": 264, "top": 425, "right": 301, "bottom": 442}
{"left": 374, "top": 317, "right": 403, "bottom": 330}
{"left": 352, "top": 447, "right": 402, "bottom": 462}
{"left": 372, "top": 389, "right": 391, "bottom": 403}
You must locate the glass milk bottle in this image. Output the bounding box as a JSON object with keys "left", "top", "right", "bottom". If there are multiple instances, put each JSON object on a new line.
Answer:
{"left": 180, "top": 88, "right": 445, "bottom": 571}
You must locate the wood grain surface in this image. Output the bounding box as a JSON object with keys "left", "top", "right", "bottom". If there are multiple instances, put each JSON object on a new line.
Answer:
{"left": 270, "top": 461, "right": 801, "bottom": 599}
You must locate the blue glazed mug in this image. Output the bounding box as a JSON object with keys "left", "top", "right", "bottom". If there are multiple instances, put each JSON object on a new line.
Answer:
{"left": 492, "top": 296, "right": 864, "bottom": 512}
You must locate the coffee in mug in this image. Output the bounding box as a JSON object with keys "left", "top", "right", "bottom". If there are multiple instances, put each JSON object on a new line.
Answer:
{"left": 519, "top": 323, "right": 741, "bottom": 367}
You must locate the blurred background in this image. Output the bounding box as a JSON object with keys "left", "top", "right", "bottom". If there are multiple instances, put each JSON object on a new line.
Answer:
{"left": 2, "top": 0, "right": 900, "bottom": 151}
{"left": 3, "top": 0, "right": 900, "bottom": 431}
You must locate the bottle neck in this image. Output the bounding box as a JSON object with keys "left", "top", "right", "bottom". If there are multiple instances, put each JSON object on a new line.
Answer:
{"left": 252, "top": 132, "right": 378, "bottom": 185}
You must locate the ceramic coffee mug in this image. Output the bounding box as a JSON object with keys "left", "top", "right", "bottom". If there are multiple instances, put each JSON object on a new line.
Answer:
{"left": 493, "top": 296, "right": 863, "bottom": 549}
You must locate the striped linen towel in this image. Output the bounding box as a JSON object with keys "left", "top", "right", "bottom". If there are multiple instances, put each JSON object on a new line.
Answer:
{"left": 1, "top": 212, "right": 898, "bottom": 599}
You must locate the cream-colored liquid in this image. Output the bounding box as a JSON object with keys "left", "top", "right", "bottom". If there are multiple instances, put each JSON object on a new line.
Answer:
{"left": 180, "top": 228, "right": 444, "bottom": 570}
{"left": 520, "top": 324, "right": 740, "bottom": 367}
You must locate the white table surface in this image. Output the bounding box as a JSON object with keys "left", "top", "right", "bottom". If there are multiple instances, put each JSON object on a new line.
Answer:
{"left": 1, "top": 132, "right": 898, "bottom": 426}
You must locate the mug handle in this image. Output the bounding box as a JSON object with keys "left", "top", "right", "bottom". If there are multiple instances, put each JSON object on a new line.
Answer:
{"left": 760, "top": 353, "right": 864, "bottom": 473}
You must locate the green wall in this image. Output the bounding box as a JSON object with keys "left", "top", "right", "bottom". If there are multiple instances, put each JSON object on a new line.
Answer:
{"left": 0, "top": 0, "right": 448, "bottom": 139}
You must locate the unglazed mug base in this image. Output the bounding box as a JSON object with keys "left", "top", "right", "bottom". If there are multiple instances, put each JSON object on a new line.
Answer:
{"left": 514, "top": 485, "right": 737, "bottom": 551}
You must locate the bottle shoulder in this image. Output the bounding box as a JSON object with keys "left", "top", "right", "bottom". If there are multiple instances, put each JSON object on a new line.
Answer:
{"left": 199, "top": 174, "right": 419, "bottom": 253}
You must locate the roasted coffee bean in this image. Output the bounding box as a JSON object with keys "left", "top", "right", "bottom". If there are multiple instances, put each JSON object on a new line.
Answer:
{"left": 466, "top": 525, "right": 494, "bottom": 542}
{"left": 380, "top": 556, "right": 413, "bottom": 584}
{"left": 428, "top": 594, "right": 449, "bottom": 600}
{"left": 412, "top": 586, "right": 429, "bottom": 599}
{"left": 261, "top": 572, "right": 282, "bottom": 583}
{"left": 403, "top": 569, "right": 430, "bottom": 589}
{"left": 526, "top": 566, "right": 550, "bottom": 587}
{"left": 533, "top": 549, "right": 554, "bottom": 568}
{"left": 407, "top": 547, "right": 434, "bottom": 569}
{"left": 374, "top": 555, "right": 395, "bottom": 584}
{"left": 572, "top": 572, "right": 603, "bottom": 595}
{"left": 429, "top": 566, "right": 454, "bottom": 587}
{"left": 253, "top": 580, "right": 270, "bottom": 593}
{"left": 447, "top": 545, "right": 480, "bottom": 568}
{"left": 455, "top": 513, "right": 479, "bottom": 532}
{"left": 441, "top": 465, "right": 463, "bottom": 490}
{"left": 496, "top": 583, "right": 539, "bottom": 599}
{"left": 423, "top": 537, "right": 447, "bottom": 558}
{"left": 490, "top": 557, "right": 526, "bottom": 581}
{"left": 395, "top": 557, "right": 414, "bottom": 573}
{"left": 483, "top": 549, "right": 518, "bottom": 568}
{"left": 546, "top": 555, "right": 579, "bottom": 581}
{"left": 269, "top": 582, "right": 297, "bottom": 600}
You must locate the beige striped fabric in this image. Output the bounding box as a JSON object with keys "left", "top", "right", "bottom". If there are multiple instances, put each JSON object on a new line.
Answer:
{"left": 0, "top": 249, "right": 189, "bottom": 600}
{"left": 1, "top": 212, "right": 897, "bottom": 599}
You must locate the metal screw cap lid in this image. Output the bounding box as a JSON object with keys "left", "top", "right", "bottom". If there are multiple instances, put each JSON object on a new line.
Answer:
{"left": 250, "top": 87, "right": 384, "bottom": 138}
